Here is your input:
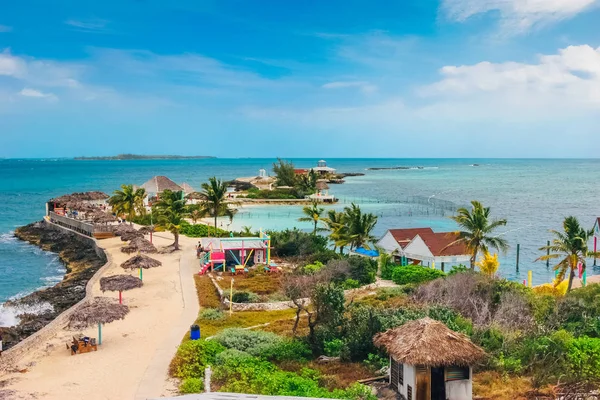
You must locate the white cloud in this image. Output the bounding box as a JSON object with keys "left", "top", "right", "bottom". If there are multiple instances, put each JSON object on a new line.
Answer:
{"left": 442, "top": 0, "right": 600, "bottom": 32}
{"left": 0, "top": 51, "right": 27, "bottom": 78}
{"left": 19, "top": 88, "right": 58, "bottom": 100}
{"left": 322, "top": 81, "right": 377, "bottom": 93}
{"left": 421, "top": 45, "right": 600, "bottom": 111}
{"left": 64, "top": 19, "right": 109, "bottom": 32}
{"left": 0, "top": 25, "right": 11, "bottom": 33}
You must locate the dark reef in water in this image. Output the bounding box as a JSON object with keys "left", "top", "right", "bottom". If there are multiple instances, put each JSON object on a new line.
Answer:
{"left": 1, "top": 222, "right": 105, "bottom": 350}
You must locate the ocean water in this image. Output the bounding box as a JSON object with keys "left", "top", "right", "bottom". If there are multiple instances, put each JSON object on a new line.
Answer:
{"left": 1, "top": 158, "right": 599, "bottom": 312}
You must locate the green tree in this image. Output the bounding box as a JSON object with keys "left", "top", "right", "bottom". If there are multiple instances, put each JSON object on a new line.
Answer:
{"left": 186, "top": 203, "right": 207, "bottom": 224}
{"left": 153, "top": 189, "right": 187, "bottom": 250}
{"left": 199, "top": 177, "right": 238, "bottom": 236}
{"left": 272, "top": 158, "right": 297, "bottom": 187}
{"left": 343, "top": 203, "right": 378, "bottom": 250}
{"left": 322, "top": 210, "right": 349, "bottom": 253}
{"left": 537, "top": 216, "right": 600, "bottom": 292}
{"left": 447, "top": 200, "right": 508, "bottom": 270}
{"left": 298, "top": 200, "right": 325, "bottom": 235}
{"left": 108, "top": 184, "right": 146, "bottom": 225}
{"left": 296, "top": 170, "right": 318, "bottom": 194}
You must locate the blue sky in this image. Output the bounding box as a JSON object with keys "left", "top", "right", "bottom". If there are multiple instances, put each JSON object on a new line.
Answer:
{"left": 1, "top": 0, "right": 600, "bottom": 158}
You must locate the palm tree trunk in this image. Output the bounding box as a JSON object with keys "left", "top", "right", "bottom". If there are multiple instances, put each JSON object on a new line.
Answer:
{"left": 313, "top": 220, "right": 317, "bottom": 235}
{"left": 173, "top": 231, "right": 180, "bottom": 250}
{"left": 567, "top": 268, "right": 576, "bottom": 292}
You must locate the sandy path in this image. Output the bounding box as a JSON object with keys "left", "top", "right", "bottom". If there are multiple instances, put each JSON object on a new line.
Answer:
{"left": 3, "top": 232, "right": 200, "bottom": 400}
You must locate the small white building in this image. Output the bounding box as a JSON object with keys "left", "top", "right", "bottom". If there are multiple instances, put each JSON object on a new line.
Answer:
{"left": 377, "top": 228, "right": 471, "bottom": 271}
{"left": 374, "top": 318, "right": 486, "bottom": 400}
{"left": 310, "top": 160, "right": 336, "bottom": 176}
{"left": 593, "top": 218, "right": 600, "bottom": 261}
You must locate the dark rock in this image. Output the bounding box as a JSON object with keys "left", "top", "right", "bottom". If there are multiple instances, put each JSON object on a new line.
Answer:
{"left": 0, "top": 221, "right": 105, "bottom": 351}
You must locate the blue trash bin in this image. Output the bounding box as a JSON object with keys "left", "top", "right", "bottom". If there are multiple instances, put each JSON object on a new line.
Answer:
{"left": 190, "top": 324, "right": 200, "bottom": 340}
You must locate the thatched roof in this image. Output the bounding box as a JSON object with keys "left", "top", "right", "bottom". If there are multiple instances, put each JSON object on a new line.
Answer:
{"left": 112, "top": 224, "right": 137, "bottom": 236}
{"left": 180, "top": 182, "right": 195, "bottom": 194}
{"left": 316, "top": 180, "right": 329, "bottom": 191}
{"left": 65, "top": 201, "right": 97, "bottom": 212}
{"left": 100, "top": 275, "right": 143, "bottom": 292}
{"left": 120, "top": 254, "right": 162, "bottom": 269}
{"left": 120, "top": 230, "right": 144, "bottom": 242}
{"left": 186, "top": 191, "right": 205, "bottom": 200}
{"left": 138, "top": 226, "right": 155, "bottom": 234}
{"left": 121, "top": 237, "right": 157, "bottom": 254}
{"left": 140, "top": 176, "right": 183, "bottom": 193}
{"left": 68, "top": 297, "right": 129, "bottom": 327}
{"left": 90, "top": 211, "right": 118, "bottom": 224}
{"left": 50, "top": 191, "right": 109, "bottom": 204}
{"left": 373, "top": 318, "right": 486, "bottom": 367}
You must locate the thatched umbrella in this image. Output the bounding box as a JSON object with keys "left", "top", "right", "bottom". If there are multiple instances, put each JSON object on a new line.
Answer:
{"left": 121, "top": 237, "right": 157, "bottom": 254}
{"left": 69, "top": 297, "right": 129, "bottom": 345}
{"left": 373, "top": 317, "right": 486, "bottom": 367}
{"left": 100, "top": 275, "right": 143, "bottom": 304}
{"left": 120, "top": 254, "right": 162, "bottom": 280}
{"left": 113, "top": 224, "right": 136, "bottom": 236}
{"left": 120, "top": 230, "right": 144, "bottom": 242}
{"left": 316, "top": 180, "right": 329, "bottom": 191}
{"left": 66, "top": 201, "right": 97, "bottom": 212}
{"left": 91, "top": 211, "right": 118, "bottom": 224}
{"left": 138, "top": 226, "right": 155, "bottom": 235}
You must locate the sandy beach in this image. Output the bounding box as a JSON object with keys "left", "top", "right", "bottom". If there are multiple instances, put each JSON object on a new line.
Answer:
{"left": 1, "top": 231, "right": 200, "bottom": 400}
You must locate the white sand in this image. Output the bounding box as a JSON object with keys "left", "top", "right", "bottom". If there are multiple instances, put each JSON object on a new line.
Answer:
{"left": 2, "top": 232, "right": 200, "bottom": 400}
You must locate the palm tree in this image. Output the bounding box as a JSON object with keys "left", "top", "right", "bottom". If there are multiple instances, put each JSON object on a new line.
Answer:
{"left": 108, "top": 184, "right": 146, "bottom": 225}
{"left": 186, "top": 204, "right": 206, "bottom": 224}
{"left": 153, "top": 189, "right": 187, "bottom": 250}
{"left": 447, "top": 200, "right": 508, "bottom": 270}
{"left": 321, "top": 210, "right": 348, "bottom": 252}
{"left": 298, "top": 200, "right": 326, "bottom": 235}
{"left": 199, "top": 177, "right": 237, "bottom": 236}
{"left": 537, "top": 216, "right": 599, "bottom": 292}
{"left": 343, "top": 203, "right": 378, "bottom": 250}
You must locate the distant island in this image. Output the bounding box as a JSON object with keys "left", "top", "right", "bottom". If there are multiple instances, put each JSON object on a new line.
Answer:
{"left": 74, "top": 154, "right": 216, "bottom": 161}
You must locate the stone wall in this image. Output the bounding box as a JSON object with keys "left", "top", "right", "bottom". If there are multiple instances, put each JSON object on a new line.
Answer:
{"left": 0, "top": 220, "right": 112, "bottom": 373}
{"left": 208, "top": 274, "right": 310, "bottom": 312}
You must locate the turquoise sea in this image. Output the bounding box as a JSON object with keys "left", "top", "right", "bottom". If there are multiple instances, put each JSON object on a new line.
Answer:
{"left": 1, "top": 158, "right": 599, "bottom": 321}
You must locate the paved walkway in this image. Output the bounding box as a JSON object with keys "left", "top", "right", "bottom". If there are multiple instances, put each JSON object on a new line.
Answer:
{"left": 134, "top": 243, "right": 200, "bottom": 400}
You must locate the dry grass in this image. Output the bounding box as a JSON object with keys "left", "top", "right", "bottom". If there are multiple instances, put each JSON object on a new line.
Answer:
{"left": 473, "top": 371, "right": 554, "bottom": 400}
{"left": 278, "top": 360, "right": 376, "bottom": 390}
{"left": 194, "top": 274, "right": 221, "bottom": 309}
{"left": 198, "top": 309, "right": 298, "bottom": 338}
{"left": 218, "top": 271, "right": 282, "bottom": 295}
{"left": 261, "top": 314, "right": 310, "bottom": 337}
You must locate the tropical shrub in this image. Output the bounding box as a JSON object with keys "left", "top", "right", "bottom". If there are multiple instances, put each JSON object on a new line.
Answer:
{"left": 213, "top": 328, "right": 282, "bottom": 356}
{"left": 231, "top": 291, "right": 260, "bottom": 303}
{"left": 347, "top": 256, "right": 377, "bottom": 285}
{"left": 303, "top": 261, "right": 325, "bottom": 274}
{"left": 380, "top": 262, "right": 398, "bottom": 280}
{"left": 392, "top": 265, "right": 445, "bottom": 285}
{"left": 199, "top": 308, "right": 224, "bottom": 320}
{"left": 269, "top": 229, "right": 328, "bottom": 257}
{"left": 567, "top": 336, "right": 600, "bottom": 382}
{"left": 179, "top": 377, "right": 204, "bottom": 394}
{"left": 215, "top": 349, "right": 254, "bottom": 365}
{"left": 324, "top": 339, "right": 345, "bottom": 357}
{"left": 447, "top": 264, "right": 469, "bottom": 275}
{"left": 169, "top": 340, "right": 225, "bottom": 379}
{"left": 342, "top": 279, "right": 361, "bottom": 289}
{"left": 259, "top": 339, "right": 312, "bottom": 362}
{"left": 180, "top": 221, "right": 229, "bottom": 237}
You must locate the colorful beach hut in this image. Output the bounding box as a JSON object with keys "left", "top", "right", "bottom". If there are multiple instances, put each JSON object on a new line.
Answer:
{"left": 198, "top": 233, "right": 271, "bottom": 274}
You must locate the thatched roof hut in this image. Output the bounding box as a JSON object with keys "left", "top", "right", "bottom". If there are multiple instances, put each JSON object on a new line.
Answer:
{"left": 90, "top": 211, "right": 118, "bottom": 224}
{"left": 121, "top": 238, "right": 157, "bottom": 254}
{"left": 69, "top": 297, "right": 129, "bottom": 328}
{"left": 180, "top": 182, "right": 195, "bottom": 194}
{"left": 316, "top": 180, "right": 329, "bottom": 191}
{"left": 120, "top": 254, "right": 162, "bottom": 269}
{"left": 50, "top": 191, "right": 109, "bottom": 204}
{"left": 374, "top": 318, "right": 485, "bottom": 367}
{"left": 65, "top": 201, "right": 97, "bottom": 212}
{"left": 112, "top": 224, "right": 136, "bottom": 236}
{"left": 140, "top": 176, "right": 183, "bottom": 194}
{"left": 100, "top": 275, "right": 143, "bottom": 292}
{"left": 120, "top": 229, "right": 144, "bottom": 242}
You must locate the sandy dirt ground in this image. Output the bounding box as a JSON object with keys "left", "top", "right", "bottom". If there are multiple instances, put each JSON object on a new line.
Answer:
{"left": 1, "top": 231, "right": 200, "bottom": 400}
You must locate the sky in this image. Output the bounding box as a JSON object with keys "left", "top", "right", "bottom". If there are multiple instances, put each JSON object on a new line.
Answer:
{"left": 1, "top": 0, "right": 600, "bottom": 158}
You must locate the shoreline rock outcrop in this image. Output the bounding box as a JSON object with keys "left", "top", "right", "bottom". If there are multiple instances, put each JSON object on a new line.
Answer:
{"left": 0, "top": 221, "right": 105, "bottom": 350}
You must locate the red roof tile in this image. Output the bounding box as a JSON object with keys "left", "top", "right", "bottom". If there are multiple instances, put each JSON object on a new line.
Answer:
{"left": 417, "top": 231, "right": 469, "bottom": 257}
{"left": 389, "top": 228, "right": 434, "bottom": 249}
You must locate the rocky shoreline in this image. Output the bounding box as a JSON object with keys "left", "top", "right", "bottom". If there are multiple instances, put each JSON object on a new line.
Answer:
{"left": 0, "top": 221, "right": 106, "bottom": 351}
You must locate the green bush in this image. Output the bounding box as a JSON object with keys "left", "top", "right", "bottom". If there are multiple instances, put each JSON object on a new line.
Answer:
{"left": 324, "top": 339, "right": 345, "bottom": 357}
{"left": 380, "top": 262, "right": 398, "bottom": 280}
{"left": 231, "top": 291, "right": 260, "bottom": 303}
{"left": 348, "top": 256, "right": 377, "bottom": 285}
{"left": 215, "top": 349, "right": 254, "bottom": 365}
{"left": 472, "top": 326, "right": 506, "bottom": 353}
{"left": 391, "top": 265, "right": 446, "bottom": 285}
{"left": 333, "top": 382, "right": 377, "bottom": 400}
{"left": 447, "top": 264, "right": 469, "bottom": 275}
{"left": 304, "top": 250, "right": 342, "bottom": 265}
{"left": 213, "top": 328, "right": 282, "bottom": 356}
{"left": 567, "top": 336, "right": 600, "bottom": 381}
{"left": 519, "top": 330, "right": 572, "bottom": 385}
{"left": 259, "top": 339, "right": 312, "bottom": 362}
{"left": 303, "top": 261, "right": 325, "bottom": 274}
{"left": 169, "top": 340, "right": 225, "bottom": 379}
{"left": 179, "top": 377, "right": 204, "bottom": 394}
{"left": 269, "top": 229, "right": 328, "bottom": 257}
{"left": 427, "top": 306, "right": 473, "bottom": 335}
{"left": 180, "top": 221, "right": 229, "bottom": 237}
{"left": 199, "top": 308, "right": 224, "bottom": 320}
{"left": 495, "top": 352, "right": 523, "bottom": 375}
{"left": 342, "top": 279, "right": 361, "bottom": 289}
